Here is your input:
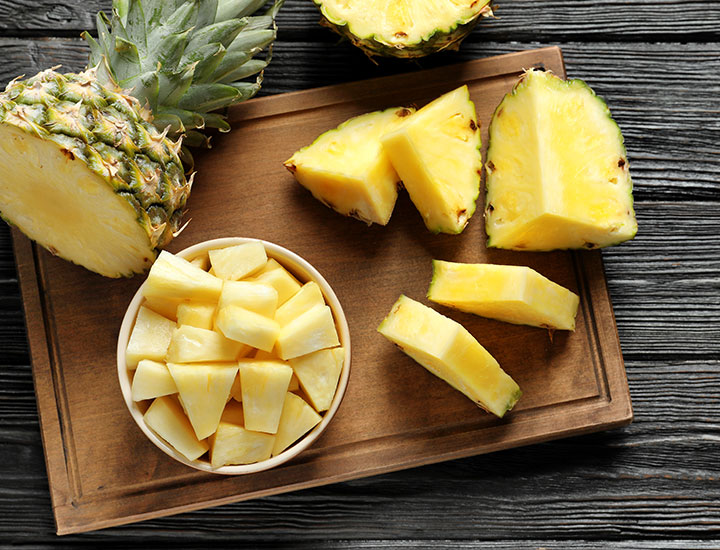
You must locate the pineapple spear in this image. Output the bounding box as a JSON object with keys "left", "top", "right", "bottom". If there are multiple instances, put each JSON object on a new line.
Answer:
{"left": 0, "top": 0, "right": 283, "bottom": 278}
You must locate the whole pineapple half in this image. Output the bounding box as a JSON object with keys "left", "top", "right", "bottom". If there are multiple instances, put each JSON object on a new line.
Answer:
{"left": 0, "top": 0, "right": 282, "bottom": 278}
{"left": 314, "top": 0, "right": 494, "bottom": 58}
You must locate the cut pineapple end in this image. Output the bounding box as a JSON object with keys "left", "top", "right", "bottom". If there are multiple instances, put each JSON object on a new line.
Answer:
{"left": 0, "top": 124, "right": 155, "bottom": 277}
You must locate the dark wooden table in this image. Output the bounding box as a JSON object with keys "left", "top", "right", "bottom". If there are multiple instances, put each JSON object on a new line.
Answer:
{"left": 1, "top": 1, "right": 719, "bottom": 547}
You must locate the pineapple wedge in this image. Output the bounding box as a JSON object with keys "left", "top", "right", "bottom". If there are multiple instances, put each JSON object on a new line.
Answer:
{"left": 289, "top": 347, "right": 345, "bottom": 412}
{"left": 166, "top": 325, "right": 248, "bottom": 363}
{"left": 218, "top": 280, "right": 278, "bottom": 318}
{"left": 284, "top": 106, "right": 415, "bottom": 225}
{"left": 428, "top": 261, "right": 580, "bottom": 330}
{"left": 167, "top": 362, "right": 239, "bottom": 440}
{"left": 143, "top": 295, "right": 181, "bottom": 322}
{"left": 485, "top": 69, "right": 637, "bottom": 250}
{"left": 377, "top": 295, "right": 521, "bottom": 417}
{"left": 272, "top": 393, "right": 322, "bottom": 457}
{"left": 176, "top": 302, "right": 216, "bottom": 331}
{"left": 249, "top": 261, "right": 302, "bottom": 305}
{"left": 275, "top": 281, "right": 325, "bottom": 326}
{"left": 131, "top": 359, "right": 178, "bottom": 401}
{"left": 143, "top": 251, "right": 222, "bottom": 303}
{"left": 209, "top": 402, "right": 275, "bottom": 467}
{"left": 216, "top": 305, "right": 280, "bottom": 352}
{"left": 238, "top": 360, "right": 294, "bottom": 433}
{"left": 144, "top": 396, "right": 209, "bottom": 462}
{"left": 381, "top": 85, "right": 481, "bottom": 234}
{"left": 125, "top": 306, "right": 176, "bottom": 369}
{"left": 276, "top": 305, "right": 340, "bottom": 360}
{"left": 208, "top": 242, "right": 268, "bottom": 281}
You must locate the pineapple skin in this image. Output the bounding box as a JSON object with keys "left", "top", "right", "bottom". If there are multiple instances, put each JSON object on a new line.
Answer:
{"left": 0, "top": 68, "right": 189, "bottom": 277}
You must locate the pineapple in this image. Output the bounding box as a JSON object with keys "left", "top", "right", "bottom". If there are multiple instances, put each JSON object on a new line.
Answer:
{"left": 218, "top": 280, "right": 278, "bottom": 318}
{"left": 276, "top": 305, "right": 341, "bottom": 360}
{"left": 284, "top": 107, "right": 415, "bottom": 225}
{"left": 176, "top": 302, "right": 216, "bottom": 330}
{"left": 209, "top": 402, "right": 276, "bottom": 467}
{"left": 125, "top": 305, "right": 176, "bottom": 368}
{"left": 313, "top": 0, "right": 493, "bottom": 58}
{"left": 144, "top": 395, "right": 209, "bottom": 462}
{"left": 166, "top": 325, "right": 248, "bottom": 363}
{"left": 131, "top": 359, "right": 178, "bottom": 401}
{"left": 289, "top": 347, "right": 345, "bottom": 412}
{"left": 0, "top": 0, "right": 282, "bottom": 277}
{"left": 427, "top": 261, "right": 580, "bottom": 331}
{"left": 249, "top": 261, "right": 302, "bottom": 305}
{"left": 485, "top": 69, "right": 637, "bottom": 250}
{"left": 215, "top": 305, "right": 281, "bottom": 352}
{"left": 381, "top": 86, "right": 482, "bottom": 234}
{"left": 238, "top": 360, "right": 294, "bottom": 433}
{"left": 272, "top": 392, "right": 322, "bottom": 456}
{"left": 208, "top": 242, "right": 268, "bottom": 281}
{"left": 143, "top": 250, "right": 223, "bottom": 302}
{"left": 377, "top": 295, "right": 521, "bottom": 417}
{"left": 275, "top": 281, "right": 325, "bottom": 326}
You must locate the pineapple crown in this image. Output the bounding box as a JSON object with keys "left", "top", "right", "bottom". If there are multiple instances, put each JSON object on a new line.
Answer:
{"left": 82, "top": 0, "right": 283, "bottom": 150}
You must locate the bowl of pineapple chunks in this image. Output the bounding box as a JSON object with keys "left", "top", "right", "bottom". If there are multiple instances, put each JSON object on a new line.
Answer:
{"left": 117, "top": 237, "right": 351, "bottom": 474}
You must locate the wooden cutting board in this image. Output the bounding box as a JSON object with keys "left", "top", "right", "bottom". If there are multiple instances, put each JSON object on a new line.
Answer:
{"left": 12, "top": 46, "right": 632, "bottom": 535}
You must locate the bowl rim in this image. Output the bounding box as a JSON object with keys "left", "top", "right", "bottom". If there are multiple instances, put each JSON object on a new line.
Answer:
{"left": 117, "top": 237, "right": 351, "bottom": 475}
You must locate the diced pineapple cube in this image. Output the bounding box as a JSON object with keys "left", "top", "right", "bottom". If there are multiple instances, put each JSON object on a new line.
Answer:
{"left": 209, "top": 402, "right": 275, "bottom": 467}
{"left": 208, "top": 242, "right": 267, "bottom": 280}
{"left": 143, "top": 295, "right": 181, "bottom": 321}
{"left": 276, "top": 305, "right": 340, "bottom": 360}
{"left": 272, "top": 392, "right": 322, "bottom": 456}
{"left": 176, "top": 302, "right": 216, "bottom": 331}
{"left": 126, "top": 305, "right": 176, "bottom": 369}
{"left": 275, "top": 281, "right": 325, "bottom": 326}
{"left": 166, "top": 325, "right": 248, "bottom": 363}
{"left": 218, "top": 280, "right": 278, "bottom": 318}
{"left": 249, "top": 261, "right": 302, "bottom": 305}
{"left": 167, "top": 362, "right": 239, "bottom": 439}
{"left": 144, "top": 396, "right": 209, "bottom": 461}
{"left": 131, "top": 359, "right": 178, "bottom": 401}
{"left": 289, "top": 347, "right": 344, "bottom": 412}
{"left": 216, "top": 305, "right": 280, "bottom": 352}
{"left": 238, "top": 360, "right": 293, "bottom": 433}
{"left": 144, "top": 250, "right": 223, "bottom": 302}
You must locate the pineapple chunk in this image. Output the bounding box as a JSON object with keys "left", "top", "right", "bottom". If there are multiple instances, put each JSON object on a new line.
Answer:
{"left": 189, "top": 254, "right": 210, "bottom": 271}
{"left": 276, "top": 305, "right": 340, "bottom": 360}
{"left": 284, "top": 106, "right": 415, "bottom": 225}
{"left": 249, "top": 262, "right": 302, "bottom": 305}
{"left": 275, "top": 281, "right": 325, "bottom": 326}
{"left": 428, "top": 261, "right": 580, "bottom": 330}
{"left": 131, "top": 359, "right": 178, "bottom": 401}
{"left": 126, "top": 305, "right": 176, "bottom": 369}
{"left": 216, "top": 305, "right": 280, "bottom": 352}
{"left": 176, "top": 302, "right": 216, "bottom": 330}
{"left": 238, "top": 360, "right": 293, "bottom": 433}
{"left": 218, "top": 280, "right": 278, "bottom": 318}
{"left": 209, "top": 402, "right": 275, "bottom": 467}
{"left": 272, "top": 393, "right": 322, "bottom": 456}
{"left": 144, "top": 396, "right": 209, "bottom": 462}
{"left": 143, "top": 250, "right": 222, "bottom": 302}
{"left": 208, "top": 242, "right": 267, "bottom": 280}
{"left": 167, "top": 362, "right": 239, "bottom": 439}
{"left": 166, "top": 325, "right": 248, "bottom": 363}
{"left": 289, "top": 347, "right": 344, "bottom": 412}
{"left": 381, "top": 85, "right": 481, "bottom": 234}
{"left": 143, "top": 295, "right": 180, "bottom": 322}
{"left": 485, "top": 69, "right": 637, "bottom": 250}
{"left": 377, "top": 295, "right": 521, "bottom": 417}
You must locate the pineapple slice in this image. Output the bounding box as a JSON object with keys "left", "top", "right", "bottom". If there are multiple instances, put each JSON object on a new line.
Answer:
{"left": 276, "top": 305, "right": 340, "bottom": 360}
{"left": 144, "top": 396, "right": 209, "bottom": 462}
{"left": 143, "top": 295, "right": 181, "bottom": 322}
{"left": 176, "top": 302, "right": 216, "bottom": 331}
{"left": 143, "top": 250, "right": 222, "bottom": 303}
{"left": 238, "top": 360, "right": 294, "bottom": 433}
{"left": 284, "top": 106, "right": 415, "bottom": 225}
{"left": 275, "top": 281, "right": 325, "bottom": 326}
{"left": 125, "top": 305, "right": 176, "bottom": 369}
{"left": 272, "top": 393, "right": 322, "bottom": 457}
{"left": 216, "top": 305, "right": 280, "bottom": 352}
{"left": 166, "top": 325, "right": 248, "bottom": 363}
{"left": 167, "top": 362, "right": 239, "bottom": 439}
{"left": 377, "top": 295, "right": 521, "bottom": 417}
{"left": 218, "top": 280, "right": 278, "bottom": 318}
{"left": 289, "top": 347, "right": 344, "bottom": 412}
{"left": 381, "top": 85, "right": 481, "bottom": 234}
{"left": 428, "top": 261, "right": 580, "bottom": 330}
{"left": 249, "top": 261, "right": 302, "bottom": 305}
{"left": 485, "top": 69, "right": 637, "bottom": 250}
{"left": 131, "top": 359, "right": 178, "bottom": 402}
{"left": 208, "top": 242, "right": 267, "bottom": 281}
{"left": 209, "top": 402, "right": 275, "bottom": 467}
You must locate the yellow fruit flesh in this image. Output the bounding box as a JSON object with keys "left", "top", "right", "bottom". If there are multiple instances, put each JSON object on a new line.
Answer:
{"left": 143, "top": 250, "right": 223, "bottom": 302}
{"left": 486, "top": 69, "right": 637, "bottom": 250}
{"left": 131, "top": 359, "right": 178, "bottom": 401}
{"left": 176, "top": 302, "right": 216, "bottom": 330}
{"left": 208, "top": 242, "right": 267, "bottom": 280}
{"left": 428, "top": 261, "right": 580, "bottom": 330}
{"left": 289, "top": 347, "right": 344, "bottom": 412}
{"left": 381, "top": 85, "right": 481, "bottom": 234}
{"left": 377, "top": 295, "right": 521, "bottom": 417}
{"left": 209, "top": 402, "right": 275, "bottom": 467}
{"left": 275, "top": 281, "right": 325, "bottom": 326}
{"left": 272, "top": 392, "right": 322, "bottom": 456}
{"left": 125, "top": 306, "right": 176, "bottom": 369}
{"left": 166, "top": 325, "right": 248, "bottom": 363}
{"left": 238, "top": 360, "right": 293, "bottom": 434}
{"left": 218, "top": 281, "right": 278, "bottom": 318}
{"left": 144, "top": 396, "right": 209, "bottom": 462}
{"left": 276, "top": 305, "right": 340, "bottom": 360}
{"left": 216, "top": 305, "right": 280, "bottom": 352}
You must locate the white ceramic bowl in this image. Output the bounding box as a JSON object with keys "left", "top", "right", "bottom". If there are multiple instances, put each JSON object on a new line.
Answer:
{"left": 117, "top": 237, "right": 351, "bottom": 475}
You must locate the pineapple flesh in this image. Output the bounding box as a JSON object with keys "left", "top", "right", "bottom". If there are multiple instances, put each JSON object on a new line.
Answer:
{"left": 428, "top": 261, "right": 580, "bottom": 331}
{"left": 381, "top": 85, "right": 482, "bottom": 234}
{"left": 485, "top": 69, "right": 637, "bottom": 250}
{"left": 284, "top": 107, "right": 415, "bottom": 225}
